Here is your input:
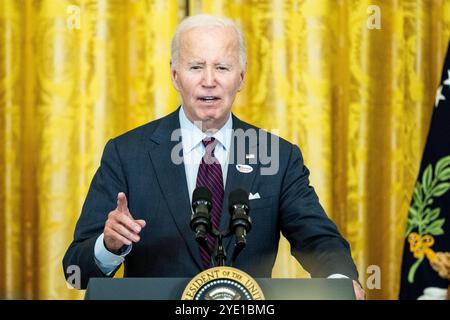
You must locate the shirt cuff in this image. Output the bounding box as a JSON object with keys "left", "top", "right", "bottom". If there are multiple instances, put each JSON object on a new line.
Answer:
{"left": 94, "top": 233, "right": 132, "bottom": 276}
{"left": 327, "top": 273, "right": 349, "bottom": 279}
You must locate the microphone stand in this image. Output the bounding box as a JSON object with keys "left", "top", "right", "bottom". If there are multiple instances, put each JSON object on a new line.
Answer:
{"left": 214, "top": 232, "right": 227, "bottom": 267}
{"left": 210, "top": 218, "right": 250, "bottom": 267}
{"left": 212, "top": 230, "right": 246, "bottom": 267}
{"left": 208, "top": 203, "right": 251, "bottom": 268}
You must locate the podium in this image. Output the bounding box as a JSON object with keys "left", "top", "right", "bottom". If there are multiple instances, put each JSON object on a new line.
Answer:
{"left": 85, "top": 278, "right": 355, "bottom": 300}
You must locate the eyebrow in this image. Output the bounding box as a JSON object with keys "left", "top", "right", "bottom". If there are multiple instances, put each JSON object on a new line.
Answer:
{"left": 188, "top": 62, "right": 232, "bottom": 67}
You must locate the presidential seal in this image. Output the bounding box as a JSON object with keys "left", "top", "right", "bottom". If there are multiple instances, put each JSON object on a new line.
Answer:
{"left": 181, "top": 266, "right": 265, "bottom": 300}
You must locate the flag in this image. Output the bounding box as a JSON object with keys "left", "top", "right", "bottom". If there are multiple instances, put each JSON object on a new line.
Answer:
{"left": 399, "top": 42, "right": 450, "bottom": 300}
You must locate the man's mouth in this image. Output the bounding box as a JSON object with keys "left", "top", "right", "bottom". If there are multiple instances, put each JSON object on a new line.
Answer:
{"left": 198, "top": 96, "right": 221, "bottom": 102}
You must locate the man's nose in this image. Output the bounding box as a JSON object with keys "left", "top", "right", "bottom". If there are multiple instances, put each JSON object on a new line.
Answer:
{"left": 202, "top": 67, "right": 216, "bottom": 87}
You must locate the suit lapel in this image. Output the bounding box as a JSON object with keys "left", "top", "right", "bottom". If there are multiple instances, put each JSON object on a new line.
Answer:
{"left": 221, "top": 116, "right": 260, "bottom": 259}
{"left": 147, "top": 109, "right": 203, "bottom": 270}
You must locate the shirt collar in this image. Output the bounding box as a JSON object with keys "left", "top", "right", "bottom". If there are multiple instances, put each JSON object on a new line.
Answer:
{"left": 179, "top": 106, "right": 233, "bottom": 153}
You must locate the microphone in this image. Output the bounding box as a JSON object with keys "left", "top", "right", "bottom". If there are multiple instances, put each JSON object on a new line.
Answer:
{"left": 190, "top": 187, "right": 213, "bottom": 246}
{"left": 228, "top": 189, "right": 252, "bottom": 263}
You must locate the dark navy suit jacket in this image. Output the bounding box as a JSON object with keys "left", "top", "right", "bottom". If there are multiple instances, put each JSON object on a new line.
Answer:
{"left": 63, "top": 108, "right": 359, "bottom": 289}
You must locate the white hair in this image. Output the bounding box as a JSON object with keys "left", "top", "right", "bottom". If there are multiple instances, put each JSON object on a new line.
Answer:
{"left": 171, "top": 14, "right": 247, "bottom": 70}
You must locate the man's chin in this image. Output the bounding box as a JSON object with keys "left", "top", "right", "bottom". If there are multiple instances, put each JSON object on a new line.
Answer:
{"left": 196, "top": 110, "right": 221, "bottom": 121}
{"left": 184, "top": 106, "right": 229, "bottom": 129}
{"left": 194, "top": 115, "right": 228, "bottom": 131}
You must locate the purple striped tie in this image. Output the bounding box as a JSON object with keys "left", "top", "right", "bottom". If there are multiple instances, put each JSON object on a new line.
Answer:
{"left": 196, "top": 137, "right": 224, "bottom": 269}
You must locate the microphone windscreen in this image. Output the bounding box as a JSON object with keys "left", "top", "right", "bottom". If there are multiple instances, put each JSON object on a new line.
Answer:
{"left": 229, "top": 188, "right": 249, "bottom": 208}
{"left": 192, "top": 186, "right": 212, "bottom": 204}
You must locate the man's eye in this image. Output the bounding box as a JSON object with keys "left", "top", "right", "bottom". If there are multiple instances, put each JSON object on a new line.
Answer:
{"left": 217, "top": 66, "right": 229, "bottom": 71}
{"left": 190, "top": 66, "right": 202, "bottom": 70}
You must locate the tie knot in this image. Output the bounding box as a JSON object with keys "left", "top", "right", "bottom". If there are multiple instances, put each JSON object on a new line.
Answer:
{"left": 202, "top": 137, "right": 216, "bottom": 147}
{"left": 202, "top": 137, "right": 218, "bottom": 162}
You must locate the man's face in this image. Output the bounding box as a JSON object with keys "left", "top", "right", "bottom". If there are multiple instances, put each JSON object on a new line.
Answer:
{"left": 171, "top": 26, "right": 245, "bottom": 131}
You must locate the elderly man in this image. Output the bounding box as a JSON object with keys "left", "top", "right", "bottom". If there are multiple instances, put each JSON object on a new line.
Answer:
{"left": 63, "top": 14, "right": 365, "bottom": 299}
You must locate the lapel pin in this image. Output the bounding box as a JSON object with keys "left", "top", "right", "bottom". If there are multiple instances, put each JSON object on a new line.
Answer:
{"left": 236, "top": 164, "right": 253, "bottom": 173}
{"left": 245, "top": 154, "right": 255, "bottom": 159}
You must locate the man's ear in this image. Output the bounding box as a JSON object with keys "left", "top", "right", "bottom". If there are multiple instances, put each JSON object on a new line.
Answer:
{"left": 170, "top": 60, "right": 180, "bottom": 91}
{"left": 237, "top": 65, "right": 246, "bottom": 92}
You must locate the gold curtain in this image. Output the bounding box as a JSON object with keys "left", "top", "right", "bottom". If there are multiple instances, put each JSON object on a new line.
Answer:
{"left": 0, "top": 0, "right": 449, "bottom": 300}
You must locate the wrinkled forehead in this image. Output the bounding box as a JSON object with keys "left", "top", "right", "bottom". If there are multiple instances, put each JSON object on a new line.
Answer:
{"left": 179, "top": 26, "right": 240, "bottom": 59}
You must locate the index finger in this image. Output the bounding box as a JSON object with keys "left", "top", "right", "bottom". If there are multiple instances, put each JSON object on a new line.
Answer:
{"left": 116, "top": 192, "right": 128, "bottom": 213}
